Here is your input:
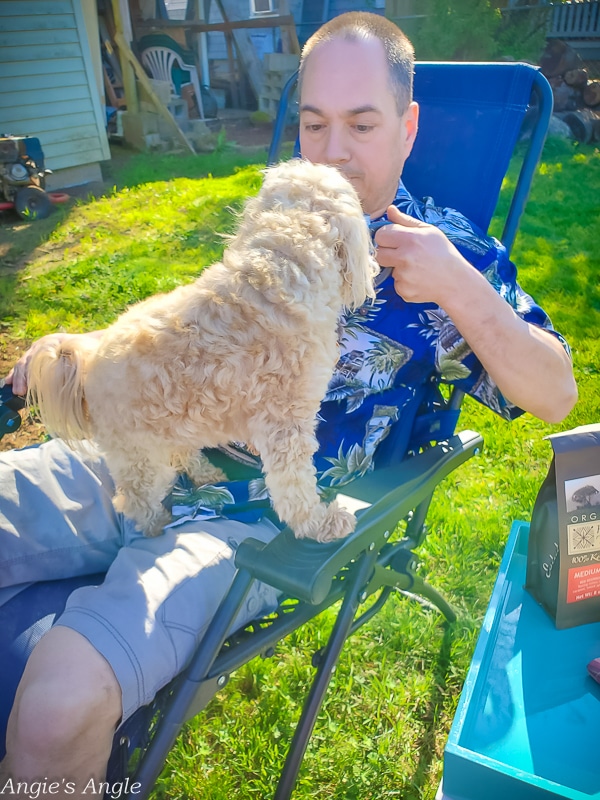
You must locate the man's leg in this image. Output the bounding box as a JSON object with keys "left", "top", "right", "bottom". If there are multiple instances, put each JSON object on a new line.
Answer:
{"left": 0, "top": 439, "right": 128, "bottom": 797}
{"left": 1, "top": 628, "right": 122, "bottom": 799}
{"left": 0, "top": 439, "right": 123, "bottom": 591}
{"left": 1, "top": 515, "right": 280, "bottom": 797}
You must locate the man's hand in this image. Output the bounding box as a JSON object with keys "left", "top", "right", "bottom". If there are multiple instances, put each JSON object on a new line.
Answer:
{"left": 6, "top": 331, "right": 105, "bottom": 396}
{"left": 374, "top": 205, "right": 577, "bottom": 423}
{"left": 374, "top": 204, "right": 469, "bottom": 306}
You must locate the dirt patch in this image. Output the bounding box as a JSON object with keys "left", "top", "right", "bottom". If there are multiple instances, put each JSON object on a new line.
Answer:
{"left": 211, "top": 115, "right": 276, "bottom": 150}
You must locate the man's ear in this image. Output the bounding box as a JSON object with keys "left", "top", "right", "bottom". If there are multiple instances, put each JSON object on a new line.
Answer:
{"left": 403, "top": 101, "right": 419, "bottom": 155}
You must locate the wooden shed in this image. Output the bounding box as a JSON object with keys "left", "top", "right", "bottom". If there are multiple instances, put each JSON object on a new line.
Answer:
{"left": 0, "top": 0, "right": 110, "bottom": 190}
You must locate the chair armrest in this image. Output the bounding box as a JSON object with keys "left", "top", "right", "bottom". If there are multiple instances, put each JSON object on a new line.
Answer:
{"left": 235, "top": 430, "right": 483, "bottom": 604}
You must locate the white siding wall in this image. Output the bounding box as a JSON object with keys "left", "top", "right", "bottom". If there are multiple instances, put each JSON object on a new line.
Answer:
{"left": 0, "top": 0, "right": 110, "bottom": 172}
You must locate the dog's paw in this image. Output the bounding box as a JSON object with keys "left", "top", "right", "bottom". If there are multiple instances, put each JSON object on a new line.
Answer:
{"left": 113, "top": 491, "right": 170, "bottom": 537}
{"left": 316, "top": 502, "right": 356, "bottom": 542}
{"left": 143, "top": 513, "right": 170, "bottom": 537}
{"left": 185, "top": 455, "right": 228, "bottom": 487}
{"left": 294, "top": 501, "right": 356, "bottom": 543}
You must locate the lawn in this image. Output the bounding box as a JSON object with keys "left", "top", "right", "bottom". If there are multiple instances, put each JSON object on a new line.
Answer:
{"left": 0, "top": 137, "right": 599, "bottom": 799}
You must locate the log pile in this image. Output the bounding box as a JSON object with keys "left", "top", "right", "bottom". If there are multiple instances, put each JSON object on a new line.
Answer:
{"left": 539, "top": 38, "right": 600, "bottom": 143}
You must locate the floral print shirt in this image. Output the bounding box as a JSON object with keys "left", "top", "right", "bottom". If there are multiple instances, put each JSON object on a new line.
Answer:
{"left": 168, "top": 181, "right": 569, "bottom": 525}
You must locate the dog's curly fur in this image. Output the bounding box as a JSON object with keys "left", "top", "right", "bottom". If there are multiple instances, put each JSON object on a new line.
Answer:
{"left": 27, "top": 160, "right": 379, "bottom": 541}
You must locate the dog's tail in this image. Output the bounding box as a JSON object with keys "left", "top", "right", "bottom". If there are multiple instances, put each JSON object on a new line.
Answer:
{"left": 27, "top": 336, "right": 99, "bottom": 444}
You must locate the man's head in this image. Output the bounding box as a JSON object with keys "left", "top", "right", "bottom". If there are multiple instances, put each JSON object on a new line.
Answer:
{"left": 298, "top": 12, "right": 419, "bottom": 218}
{"left": 299, "top": 12, "right": 415, "bottom": 116}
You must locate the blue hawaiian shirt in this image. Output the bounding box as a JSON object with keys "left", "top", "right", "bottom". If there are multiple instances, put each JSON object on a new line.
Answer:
{"left": 168, "top": 181, "right": 569, "bottom": 525}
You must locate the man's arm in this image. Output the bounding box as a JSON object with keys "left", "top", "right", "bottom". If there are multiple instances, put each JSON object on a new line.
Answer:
{"left": 6, "top": 330, "right": 106, "bottom": 396}
{"left": 375, "top": 206, "right": 577, "bottom": 424}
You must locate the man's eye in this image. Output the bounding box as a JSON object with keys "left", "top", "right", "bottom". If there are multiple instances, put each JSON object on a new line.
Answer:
{"left": 355, "top": 125, "right": 373, "bottom": 133}
{"left": 304, "top": 124, "right": 324, "bottom": 132}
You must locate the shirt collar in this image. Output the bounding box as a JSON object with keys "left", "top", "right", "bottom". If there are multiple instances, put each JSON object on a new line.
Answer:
{"left": 369, "top": 181, "right": 414, "bottom": 225}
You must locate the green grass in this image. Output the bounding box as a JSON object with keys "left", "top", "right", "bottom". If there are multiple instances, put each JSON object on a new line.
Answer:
{"left": 0, "top": 150, "right": 266, "bottom": 338}
{"left": 1, "top": 138, "right": 599, "bottom": 799}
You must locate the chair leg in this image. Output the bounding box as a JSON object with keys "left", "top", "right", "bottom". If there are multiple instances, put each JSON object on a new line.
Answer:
{"left": 274, "top": 549, "right": 378, "bottom": 800}
{"left": 402, "top": 573, "right": 457, "bottom": 623}
{"left": 132, "top": 568, "right": 255, "bottom": 799}
{"left": 404, "top": 493, "right": 433, "bottom": 549}
{"left": 386, "top": 540, "right": 457, "bottom": 623}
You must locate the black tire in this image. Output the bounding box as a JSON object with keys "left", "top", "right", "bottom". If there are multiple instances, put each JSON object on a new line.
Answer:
{"left": 14, "top": 186, "right": 52, "bottom": 220}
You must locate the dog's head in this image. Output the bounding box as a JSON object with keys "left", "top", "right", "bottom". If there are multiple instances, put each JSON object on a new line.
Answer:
{"left": 235, "top": 160, "right": 379, "bottom": 310}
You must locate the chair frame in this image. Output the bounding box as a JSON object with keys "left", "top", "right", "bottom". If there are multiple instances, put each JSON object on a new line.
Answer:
{"left": 124, "top": 61, "right": 554, "bottom": 800}
{"left": 0, "top": 61, "right": 554, "bottom": 800}
{"left": 128, "top": 430, "right": 483, "bottom": 799}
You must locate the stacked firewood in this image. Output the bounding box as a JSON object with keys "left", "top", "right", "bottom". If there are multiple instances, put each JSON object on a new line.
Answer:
{"left": 540, "top": 38, "right": 600, "bottom": 142}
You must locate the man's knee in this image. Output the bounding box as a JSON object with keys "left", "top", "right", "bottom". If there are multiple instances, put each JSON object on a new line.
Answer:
{"left": 7, "top": 627, "right": 122, "bottom": 756}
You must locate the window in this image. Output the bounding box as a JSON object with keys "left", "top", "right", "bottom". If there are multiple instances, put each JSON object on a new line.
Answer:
{"left": 162, "top": 0, "right": 188, "bottom": 20}
{"left": 250, "top": 0, "right": 277, "bottom": 15}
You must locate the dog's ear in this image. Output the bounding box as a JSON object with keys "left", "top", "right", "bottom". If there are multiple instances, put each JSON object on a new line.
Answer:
{"left": 332, "top": 210, "right": 379, "bottom": 309}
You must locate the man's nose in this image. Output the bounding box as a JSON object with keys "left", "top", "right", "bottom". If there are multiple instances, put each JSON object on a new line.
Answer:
{"left": 323, "top": 128, "right": 350, "bottom": 165}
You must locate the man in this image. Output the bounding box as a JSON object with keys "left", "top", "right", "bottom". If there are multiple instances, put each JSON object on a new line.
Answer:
{"left": 0, "top": 12, "right": 576, "bottom": 797}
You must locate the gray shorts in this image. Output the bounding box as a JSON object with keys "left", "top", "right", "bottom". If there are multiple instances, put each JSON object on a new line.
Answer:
{"left": 0, "top": 439, "right": 280, "bottom": 721}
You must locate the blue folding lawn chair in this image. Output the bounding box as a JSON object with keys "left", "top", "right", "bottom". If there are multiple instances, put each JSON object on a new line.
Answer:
{"left": 0, "top": 61, "right": 553, "bottom": 799}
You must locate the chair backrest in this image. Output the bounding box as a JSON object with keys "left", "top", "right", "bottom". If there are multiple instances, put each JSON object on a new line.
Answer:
{"left": 268, "top": 62, "right": 553, "bottom": 254}
{"left": 403, "top": 62, "right": 552, "bottom": 251}
{"left": 141, "top": 46, "right": 180, "bottom": 90}
{"left": 268, "top": 61, "right": 552, "bottom": 466}
{"left": 141, "top": 46, "right": 205, "bottom": 119}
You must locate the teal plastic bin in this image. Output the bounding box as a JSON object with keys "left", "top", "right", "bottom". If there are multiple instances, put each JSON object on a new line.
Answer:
{"left": 439, "top": 520, "right": 600, "bottom": 800}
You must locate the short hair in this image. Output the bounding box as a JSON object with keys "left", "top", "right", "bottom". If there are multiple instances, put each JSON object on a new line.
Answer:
{"left": 299, "top": 12, "right": 415, "bottom": 115}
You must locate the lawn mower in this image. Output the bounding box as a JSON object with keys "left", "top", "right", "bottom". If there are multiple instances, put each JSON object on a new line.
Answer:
{"left": 0, "top": 135, "right": 68, "bottom": 220}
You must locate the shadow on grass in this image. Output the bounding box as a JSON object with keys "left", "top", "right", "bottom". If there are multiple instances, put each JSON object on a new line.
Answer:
{"left": 100, "top": 119, "right": 297, "bottom": 191}
{"left": 0, "top": 199, "right": 76, "bottom": 326}
{"left": 103, "top": 140, "right": 281, "bottom": 191}
{"left": 0, "top": 138, "right": 285, "bottom": 300}
{"left": 408, "top": 622, "right": 456, "bottom": 798}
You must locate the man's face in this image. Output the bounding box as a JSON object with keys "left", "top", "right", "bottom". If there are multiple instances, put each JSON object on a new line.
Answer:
{"left": 299, "top": 36, "right": 418, "bottom": 218}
